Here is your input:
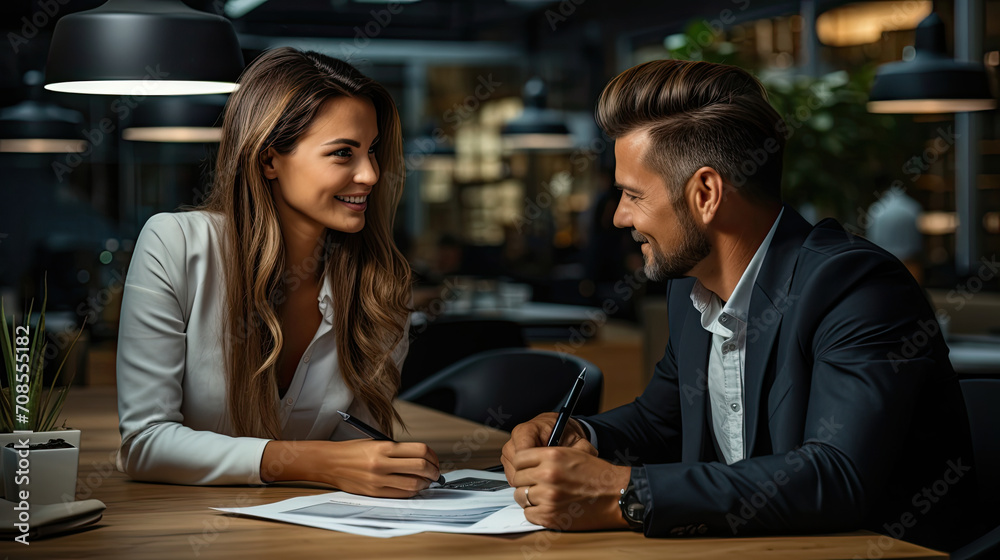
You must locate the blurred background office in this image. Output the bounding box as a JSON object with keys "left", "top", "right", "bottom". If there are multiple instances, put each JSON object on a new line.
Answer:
{"left": 0, "top": 0, "right": 998, "bottom": 404}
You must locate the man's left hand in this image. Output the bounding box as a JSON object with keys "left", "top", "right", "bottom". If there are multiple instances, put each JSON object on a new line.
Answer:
{"left": 508, "top": 446, "right": 632, "bottom": 531}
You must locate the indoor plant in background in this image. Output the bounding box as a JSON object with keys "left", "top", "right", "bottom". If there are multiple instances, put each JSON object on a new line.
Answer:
{"left": 0, "top": 277, "right": 86, "bottom": 503}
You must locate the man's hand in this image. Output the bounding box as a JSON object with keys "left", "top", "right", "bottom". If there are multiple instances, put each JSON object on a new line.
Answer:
{"left": 500, "top": 412, "right": 596, "bottom": 485}
{"left": 508, "top": 445, "right": 632, "bottom": 531}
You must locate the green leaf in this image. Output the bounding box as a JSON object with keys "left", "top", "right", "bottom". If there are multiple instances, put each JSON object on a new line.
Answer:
{"left": 0, "top": 271, "right": 85, "bottom": 433}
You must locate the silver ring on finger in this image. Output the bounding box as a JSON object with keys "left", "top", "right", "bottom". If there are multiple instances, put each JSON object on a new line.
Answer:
{"left": 524, "top": 486, "right": 534, "bottom": 507}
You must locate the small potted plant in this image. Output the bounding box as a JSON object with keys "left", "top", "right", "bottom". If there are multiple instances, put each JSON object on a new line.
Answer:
{"left": 0, "top": 276, "right": 86, "bottom": 503}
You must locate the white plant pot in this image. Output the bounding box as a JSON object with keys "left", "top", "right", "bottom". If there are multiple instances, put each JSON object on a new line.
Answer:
{"left": 0, "top": 429, "right": 81, "bottom": 503}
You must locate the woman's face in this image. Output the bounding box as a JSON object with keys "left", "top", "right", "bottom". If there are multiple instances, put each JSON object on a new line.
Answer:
{"left": 264, "top": 95, "right": 380, "bottom": 235}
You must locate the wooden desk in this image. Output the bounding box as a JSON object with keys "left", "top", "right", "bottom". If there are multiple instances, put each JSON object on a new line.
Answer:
{"left": 11, "top": 387, "right": 947, "bottom": 559}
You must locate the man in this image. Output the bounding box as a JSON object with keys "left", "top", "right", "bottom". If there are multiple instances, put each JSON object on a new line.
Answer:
{"left": 501, "top": 60, "right": 979, "bottom": 552}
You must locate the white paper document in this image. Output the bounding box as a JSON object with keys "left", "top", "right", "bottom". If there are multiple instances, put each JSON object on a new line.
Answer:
{"left": 213, "top": 469, "right": 544, "bottom": 538}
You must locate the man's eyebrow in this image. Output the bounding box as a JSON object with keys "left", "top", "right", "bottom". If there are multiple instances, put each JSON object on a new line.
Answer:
{"left": 614, "top": 182, "right": 641, "bottom": 194}
{"left": 321, "top": 138, "right": 361, "bottom": 147}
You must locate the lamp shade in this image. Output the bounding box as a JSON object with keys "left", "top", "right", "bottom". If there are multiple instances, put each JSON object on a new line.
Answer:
{"left": 868, "top": 13, "right": 996, "bottom": 113}
{"left": 123, "top": 95, "right": 227, "bottom": 142}
{"left": 44, "top": 0, "right": 244, "bottom": 96}
{"left": 0, "top": 100, "right": 86, "bottom": 153}
{"left": 501, "top": 78, "right": 574, "bottom": 152}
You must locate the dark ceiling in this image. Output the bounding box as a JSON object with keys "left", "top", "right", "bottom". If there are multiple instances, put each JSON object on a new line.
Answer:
{"left": 0, "top": 0, "right": 817, "bottom": 108}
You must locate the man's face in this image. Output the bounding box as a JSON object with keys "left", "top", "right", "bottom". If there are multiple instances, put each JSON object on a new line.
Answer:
{"left": 612, "top": 130, "right": 711, "bottom": 281}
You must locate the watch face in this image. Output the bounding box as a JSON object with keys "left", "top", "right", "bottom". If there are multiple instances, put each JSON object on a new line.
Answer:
{"left": 619, "top": 482, "right": 644, "bottom": 529}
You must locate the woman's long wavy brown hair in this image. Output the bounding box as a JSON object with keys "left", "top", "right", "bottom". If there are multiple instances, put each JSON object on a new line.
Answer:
{"left": 196, "top": 47, "right": 411, "bottom": 439}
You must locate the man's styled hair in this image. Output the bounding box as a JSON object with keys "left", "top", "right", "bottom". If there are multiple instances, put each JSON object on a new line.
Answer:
{"left": 596, "top": 60, "right": 786, "bottom": 203}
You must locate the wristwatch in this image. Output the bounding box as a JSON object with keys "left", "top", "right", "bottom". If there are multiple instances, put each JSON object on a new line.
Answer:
{"left": 618, "top": 479, "right": 645, "bottom": 531}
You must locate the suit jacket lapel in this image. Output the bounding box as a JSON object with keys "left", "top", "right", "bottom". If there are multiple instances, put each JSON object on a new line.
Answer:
{"left": 743, "top": 205, "right": 813, "bottom": 456}
{"left": 678, "top": 300, "right": 712, "bottom": 461}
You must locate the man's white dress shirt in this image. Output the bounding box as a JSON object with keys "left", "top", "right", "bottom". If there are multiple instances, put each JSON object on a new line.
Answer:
{"left": 689, "top": 208, "right": 783, "bottom": 464}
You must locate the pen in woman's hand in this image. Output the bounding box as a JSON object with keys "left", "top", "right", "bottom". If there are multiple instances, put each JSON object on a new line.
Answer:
{"left": 337, "top": 410, "right": 446, "bottom": 485}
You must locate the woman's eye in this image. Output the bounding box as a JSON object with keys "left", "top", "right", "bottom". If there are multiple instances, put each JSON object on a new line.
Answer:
{"left": 368, "top": 145, "right": 376, "bottom": 155}
{"left": 330, "top": 148, "right": 352, "bottom": 158}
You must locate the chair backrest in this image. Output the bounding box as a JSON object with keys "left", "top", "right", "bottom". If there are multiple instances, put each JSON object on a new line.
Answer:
{"left": 960, "top": 378, "right": 1000, "bottom": 505}
{"left": 400, "top": 318, "right": 526, "bottom": 394}
{"left": 951, "top": 378, "right": 1000, "bottom": 560}
{"left": 399, "top": 348, "right": 603, "bottom": 430}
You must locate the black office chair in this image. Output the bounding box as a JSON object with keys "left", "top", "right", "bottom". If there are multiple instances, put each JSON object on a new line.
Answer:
{"left": 951, "top": 378, "right": 1000, "bottom": 560}
{"left": 399, "top": 348, "right": 603, "bottom": 430}
{"left": 400, "top": 318, "right": 526, "bottom": 394}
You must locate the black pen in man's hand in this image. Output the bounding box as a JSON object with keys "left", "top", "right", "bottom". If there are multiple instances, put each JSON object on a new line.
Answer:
{"left": 336, "top": 410, "right": 447, "bottom": 485}
{"left": 547, "top": 368, "right": 587, "bottom": 447}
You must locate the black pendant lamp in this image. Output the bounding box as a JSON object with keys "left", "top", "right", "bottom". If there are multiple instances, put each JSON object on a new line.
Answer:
{"left": 0, "top": 101, "right": 86, "bottom": 153}
{"left": 868, "top": 13, "right": 996, "bottom": 113}
{"left": 122, "top": 95, "right": 227, "bottom": 142}
{"left": 0, "top": 71, "right": 85, "bottom": 153}
{"left": 502, "top": 78, "right": 574, "bottom": 152}
{"left": 44, "top": 0, "right": 244, "bottom": 96}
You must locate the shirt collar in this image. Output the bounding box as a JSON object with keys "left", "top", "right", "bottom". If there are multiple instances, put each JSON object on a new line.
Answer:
{"left": 317, "top": 268, "right": 334, "bottom": 324}
{"left": 690, "top": 207, "right": 784, "bottom": 334}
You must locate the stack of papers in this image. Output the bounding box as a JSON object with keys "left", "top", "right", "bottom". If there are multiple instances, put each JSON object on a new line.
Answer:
{"left": 213, "top": 469, "right": 544, "bottom": 538}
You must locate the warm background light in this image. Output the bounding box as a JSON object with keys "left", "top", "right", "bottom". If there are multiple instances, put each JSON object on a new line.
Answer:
{"left": 918, "top": 211, "right": 958, "bottom": 235}
{"left": 817, "top": 1, "right": 933, "bottom": 47}
{"left": 868, "top": 98, "right": 998, "bottom": 113}
{"left": 122, "top": 127, "right": 223, "bottom": 143}
{"left": 0, "top": 138, "right": 87, "bottom": 153}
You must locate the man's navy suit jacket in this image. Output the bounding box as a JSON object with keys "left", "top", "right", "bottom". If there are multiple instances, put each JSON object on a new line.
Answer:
{"left": 581, "top": 206, "right": 978, "bottom": 551}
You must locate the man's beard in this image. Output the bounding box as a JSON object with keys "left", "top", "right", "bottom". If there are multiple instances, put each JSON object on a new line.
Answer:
{"left": 633, "top": 201, "right": 711, "bottom": 282}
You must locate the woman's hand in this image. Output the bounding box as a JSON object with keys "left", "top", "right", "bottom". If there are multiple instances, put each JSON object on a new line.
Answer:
{"left": 261, "top": 439, "right": 441, "bottom": 498}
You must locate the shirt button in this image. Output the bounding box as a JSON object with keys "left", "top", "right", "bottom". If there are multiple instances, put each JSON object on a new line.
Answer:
{"left": 286, "top": 398, "right": 294, "bottom": 406}
{"left": 303, "top": 355, "right": 310, "bottom": 363}
{"left": 719, "top": 315, "right": 728, "bottom": 324}
{"left": 731, "top": 402, "right": 740, "bottom": 412}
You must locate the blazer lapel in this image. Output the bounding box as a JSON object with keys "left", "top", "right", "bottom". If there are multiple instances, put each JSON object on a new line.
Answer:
{"left": 743, "top": 205, "right": 813, "bottom": 456}
{"left": 677, "top": 301, "right": 712, "bottom": 461}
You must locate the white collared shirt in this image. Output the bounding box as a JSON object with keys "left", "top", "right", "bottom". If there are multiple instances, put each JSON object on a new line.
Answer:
{"left": 115, "top": 210, "right": 408, "bottom": 485}
{"left": 689, "top": 208, "right": 783, "bottom": 465}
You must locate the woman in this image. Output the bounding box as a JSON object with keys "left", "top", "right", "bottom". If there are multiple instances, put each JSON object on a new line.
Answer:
{"left": 116, "top": 47, "right": 440, "bottom": 497}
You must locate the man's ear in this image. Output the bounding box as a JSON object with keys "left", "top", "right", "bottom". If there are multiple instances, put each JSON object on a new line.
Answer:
{"left": 261, "top": 147, "right": 279, "bottom": 180}
{"left": 687, "top": 166, "right": 724, "bottom": 225}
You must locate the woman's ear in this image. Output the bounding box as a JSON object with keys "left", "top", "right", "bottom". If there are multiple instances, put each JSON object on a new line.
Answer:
{"left": 260, "top": 147, "right": 279, "bottom": 180}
